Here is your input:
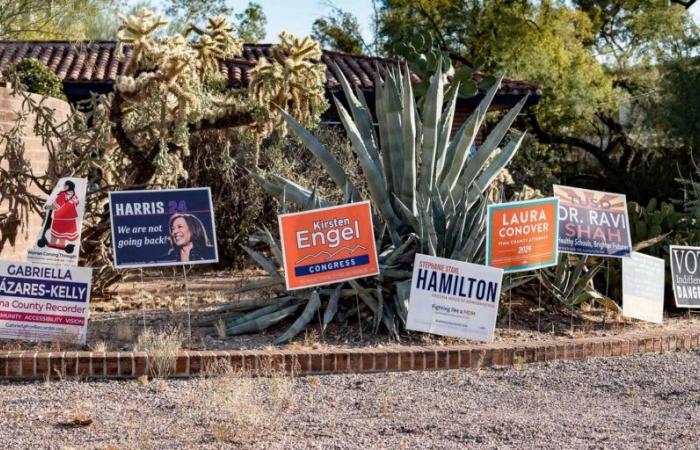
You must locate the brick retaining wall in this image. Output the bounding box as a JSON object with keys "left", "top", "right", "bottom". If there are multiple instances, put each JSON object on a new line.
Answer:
{"left": 1, "top": 329, "right": 698, "bottom": 380}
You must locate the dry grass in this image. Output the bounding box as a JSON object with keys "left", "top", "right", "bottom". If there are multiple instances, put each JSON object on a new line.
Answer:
{"left": 214, "top": 319, "right": 227, "bottom": 339}
{"left": 195, "top": 359, "right": 296, "bottom": 446}
{"left": 135, "top": 326, "right": 183, "bottom": 379}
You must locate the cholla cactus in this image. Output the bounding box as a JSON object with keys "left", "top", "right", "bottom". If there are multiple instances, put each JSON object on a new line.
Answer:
{"left": 111, "top": 10, "right": 327, "bottom": 184}
{"left": 116, "top": 9, "right": 168, "bottom": 75}
{"left": 249, "top": 31, "right": 327, "bottom": 134}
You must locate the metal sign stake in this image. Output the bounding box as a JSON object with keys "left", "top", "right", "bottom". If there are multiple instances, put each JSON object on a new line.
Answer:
{"left": 182, "top": 265, "right": 193, "bottom": 346}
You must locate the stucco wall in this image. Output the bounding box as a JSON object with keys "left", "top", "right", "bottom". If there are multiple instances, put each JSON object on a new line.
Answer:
{"left": 0, "top": 84, "right": 72, "bottom": 260}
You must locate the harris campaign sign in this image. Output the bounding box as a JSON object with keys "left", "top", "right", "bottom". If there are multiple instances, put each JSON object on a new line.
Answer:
{"left": 486, "top": 197, "right": 559, "bottom": 272}
{"left": 109, "top": 188, "right": 218, "bottom": 268}
{"left": 0, "top": 261, "right": 92, "bottom": 344}
{"left": 670, "top": 245, "right": 700, "bottom": 308}
{"left": 553, "top": 185, "right": 631, "bottom": 258}
{"left": 406, "top": 253, "right": 503, "bottom": 342}
{"left": 278, "top": 201, "right": 379, "bottom": 290}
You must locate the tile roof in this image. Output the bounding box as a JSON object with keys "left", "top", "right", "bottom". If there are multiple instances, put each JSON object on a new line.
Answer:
{"left": 0, "top": 40, "right": 541, "bottom": 98}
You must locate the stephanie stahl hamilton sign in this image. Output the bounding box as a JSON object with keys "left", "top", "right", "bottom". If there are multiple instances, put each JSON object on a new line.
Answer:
{"left": 670, "top": 245, "right": 700, "bottom": 308}
{"left": 406, "top": 253, "right": 504, "bottom": 342}
{"left": 0, "top": 261, "right": 92, "bottom": 344}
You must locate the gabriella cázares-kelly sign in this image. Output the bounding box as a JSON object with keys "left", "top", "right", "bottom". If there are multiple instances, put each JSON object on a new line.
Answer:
{"left": 109, "top": 188, "right": 219, "bottom": 268}
{"left": 0, "top": 261, "right": 92, "bottom": 344}
{"left": 278, "top": 201, "right": 379, "bottom": 290}
{"left": 553, "top": 185, "right": 632, "bottom": 258}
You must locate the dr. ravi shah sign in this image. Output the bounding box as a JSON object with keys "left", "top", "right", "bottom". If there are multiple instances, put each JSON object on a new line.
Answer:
{"left": 0, "top": 261, "right": 92, "bottom": 344}
{"left": 553, "top": 185, "right": 631, "bottom": 258}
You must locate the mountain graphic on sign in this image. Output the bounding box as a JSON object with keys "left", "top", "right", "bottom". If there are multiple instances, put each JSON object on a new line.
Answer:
{"left": 295, "top": 245, "right": 368, "bottom": 264}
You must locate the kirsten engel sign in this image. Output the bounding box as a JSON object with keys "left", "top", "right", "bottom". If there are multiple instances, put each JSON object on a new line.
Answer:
{"left": 28, "top": 177, "right": 88, "bottom": 267}
{"left": 278, "top": 201, "right": 379, "bottom": 290}
{"left": 0, "top": 261, "right": 92, "bottom": 344}
{"left": 486, "top": 197, "right": 559, "bottom": 272}
{"left": 622, "top": 252, "right": 665, "bottom": 323}
{"left": 553, "top": 185, "right": 631, "bottom": 258}
{"left": 406, "top": 254, "right": 503, "bottom": 342}
{"left": 670, "top": 245, "right": 700, "bottom": 308}
{"left": 109, "top": 188, "right": 218, "bottom": 268}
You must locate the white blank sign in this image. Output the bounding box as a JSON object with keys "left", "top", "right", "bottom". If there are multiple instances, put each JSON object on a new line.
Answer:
{"left": 622, "top": 252, "right": 665, "bottom": 324}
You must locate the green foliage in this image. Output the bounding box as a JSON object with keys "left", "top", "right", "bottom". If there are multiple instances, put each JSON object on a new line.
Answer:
{"left": 311, "top": 8, "right": 367, "bottom": 54}
{"left": 376, "top": 0, "right": 700, "bottom": 201}
{"left": 539, "top": 254, "right": 617, "bottom": 315}
{"left": 236, "top": 2, "right": 267, "bottom": 43}
{"left": 392, "top": 31, "right": 480, "bottom": 98}
{"left": 224, "top": 63, "right": 528, "bottom": 342}
{"left": 0, "top": 0, "right": 119, "bottom": 40}
{"left": 9, "top": 58, "right": 66, "bottom": 100}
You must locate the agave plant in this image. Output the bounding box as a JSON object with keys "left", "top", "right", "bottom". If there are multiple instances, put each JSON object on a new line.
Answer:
{"left": 205, "top": 61, "right": 529, "bottom": 343}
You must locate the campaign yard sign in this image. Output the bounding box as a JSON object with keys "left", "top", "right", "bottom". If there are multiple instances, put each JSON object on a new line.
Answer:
{"left": 622, "top": 252, "right": 665, "bottom": 323}
{"left": 553, "top": 185, "right": 632, "bottom": 258}
{"left": 278, "top": 201, "right": 379, "bottom": 290}
{"left": 0, "top": 261, "right": 92, "bottom": 344}
{"left": 28, "top": 177, "right": 88, "bottom": 267}
{"left": 486, "top": 197, "right": 559, "bottom": 272}
{"left": 406, "top": 253, "right": 504, "bottom": 342}
{"left": 109, "top": 188, "right": 218, "bottom": 268}
{"left": 670, "top": 245, "right": 700, "bottom": 308}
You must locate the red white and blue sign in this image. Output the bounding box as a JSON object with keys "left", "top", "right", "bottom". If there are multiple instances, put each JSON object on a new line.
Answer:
{"left": 109, "top": 188, "right": 219, "bottom": 268}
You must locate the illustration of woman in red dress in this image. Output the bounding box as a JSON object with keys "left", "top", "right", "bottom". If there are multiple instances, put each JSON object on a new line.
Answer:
{"left": 42, "top": 180, "right": 80, "bottom": 252}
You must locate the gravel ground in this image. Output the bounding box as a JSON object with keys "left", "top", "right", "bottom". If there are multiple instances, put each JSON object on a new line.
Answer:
{"left": 2, "top": 350, "right": 700, "bottom": 449}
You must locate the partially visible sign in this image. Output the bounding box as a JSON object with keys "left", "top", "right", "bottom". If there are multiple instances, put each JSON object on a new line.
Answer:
{"left": 486, "top": 197, "right": 559, "bottom": 272}
{"left": 28, "top": 177, "right": 87, "bottom": 267}
{"left": 670, "top": 245, "right": 700, "bottom": 308}
{"left": 406, "top": 253, "right": 503, "bottom": 342}
{"left": 622, "top": 252, "right": 665, "bottom": 323}
{"left": 278, "top": 201, "right": 379, "bottom": 290}
{"left": 553, "top": 185, "right": 632, "bottom": 258}
{"left": 0, "top": 261, "right": 92, "bottom": 344}
{"left": 109, "top": 188, "right": 219, "bottom": 268}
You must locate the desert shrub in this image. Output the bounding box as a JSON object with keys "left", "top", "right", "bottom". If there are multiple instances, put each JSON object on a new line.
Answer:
{"left": 9, "top": 58, "right": 66, "bottom": 100}
{"left": 184, "top": 126, "right": 360, "bottom": 265}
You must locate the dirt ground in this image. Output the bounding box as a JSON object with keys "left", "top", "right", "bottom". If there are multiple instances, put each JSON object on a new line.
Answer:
{"left": 2, "top": 270, "right": 699, "bottom": 353}
{"left": 1, "top": 350, "right": 700, "bottom": 449}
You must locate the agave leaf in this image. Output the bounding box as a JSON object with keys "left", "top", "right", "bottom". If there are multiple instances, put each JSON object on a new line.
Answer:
{"left": 438, "top": 112, "right": 479, "bottom": 196}
{"left": 392, "top": 194, "right": 420, "bottom": 231}
{"left": 279, "top": 107, "right": 359, "bottom": 200}
{"left": 208, "top": 297, "right": 287, "bottom": 314}
{"left": 322, "top": 283, "right": 345, "bottom": 332}
{"left": 382, "top": 70, "right": 405, "bottom": 196}
{"left": 331, "top": 63, "right": 380, "bottom": 165}
{"left": 274, "top": 290, "right": 323, "bottom": 344}
{"left": 418, "top": 58, "right": 443, "bottom": 190}
{"left": 228, "top": 302, "right": 302, "bottom": 336}
{"left": 466, "top": 132, "right": 526, "bottom": 203}
{"left": 633, "top": 233, "right": 670, "bottom": 251}
{"left": 334, "top": 97, "right": 403, "bottom": 241}
{"left": 434, "top": 81, "right": 460, "bottom": 177}
{"left": 228, "top": 276, "right": 285, "bottom": 294}
{"left": 227, "top": 297, "right": 293, "bottom": 330}
{"left": 395, "top": 279, "right": 412, "bottom": 321}
{"left": 241, "top": 245, "right": 279, "bottom": 277}
{"left": 400, "top": 64, "right": 417, "bottom": 212}
{"left": 261, "top": 226, "right": 283, "bottom": 266}
{"left": 383, "top": 233, "right": 417, "bottom": 266}
{"left": 459, "top": 95, "right": 528, "bottom": 191}
{"left": 269, "top": 174, "right": 332, "bottom": 208}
